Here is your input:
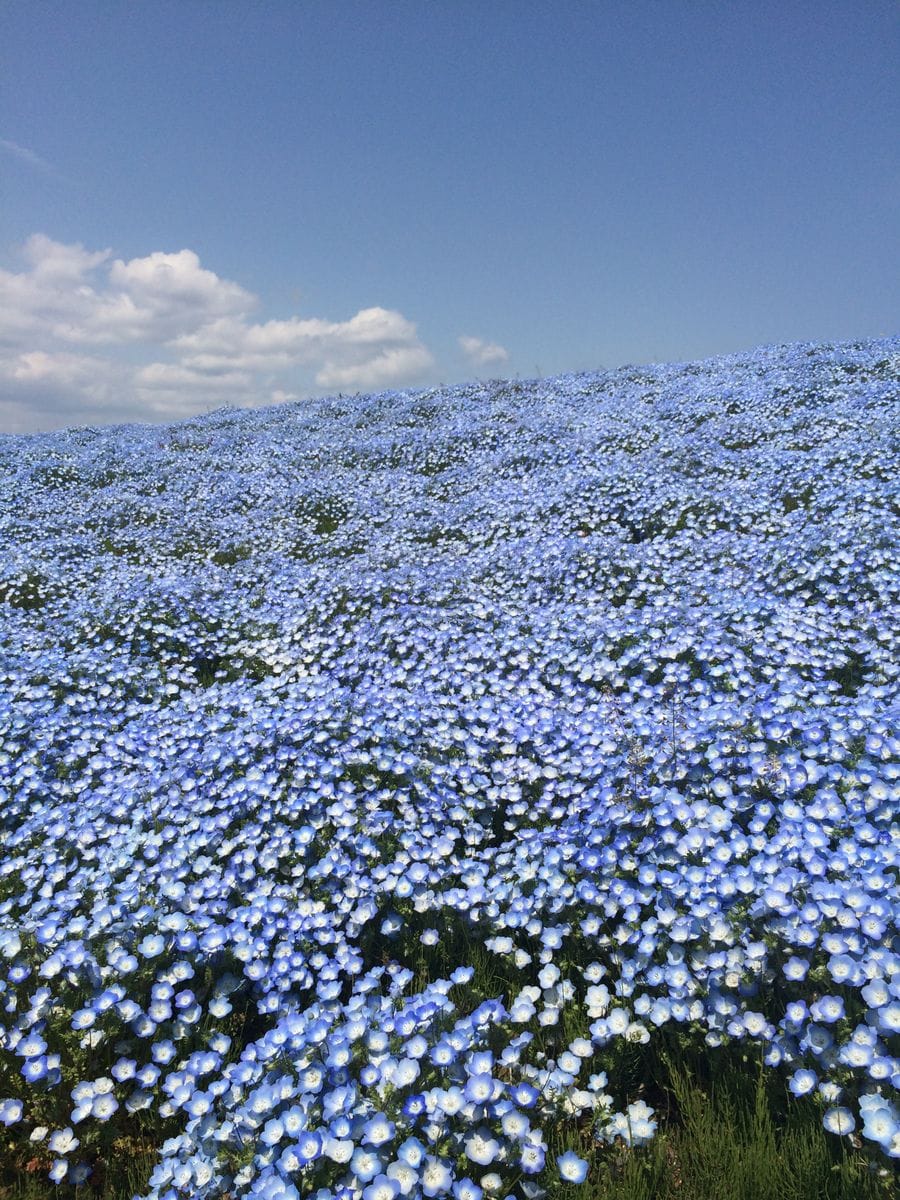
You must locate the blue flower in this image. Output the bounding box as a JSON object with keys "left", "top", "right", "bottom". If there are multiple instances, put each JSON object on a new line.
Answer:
{"left": 557, "top": 1151, "right": 589, "bottom": 1184}
{"left": 453, "top": 1178, "right": 484, "bottom": 1200}
{"left": 823, "top": 1107, "right": 856, "bottom": 1136}
{"left": 138, "top": 934, "right": 165, "bottom": 958}
{"left": 396, "top": 1136, "right": 426, "bottom": 1168}
{"left": 295, "top": 1129, "right": 322, "bottom": 1165}
{"left": 421, "top": 1157, "right": 454, "bottom": 1197}
{"left": 512, "top": 1082, "right": 539, "bottom": 1108}
{"left": 519, "top": 1141, "right": 546, "bottom": 1175}
{"left": 47, "top": 1127, "right": 79, "bottom": 1154}
{"left": 48, "top": 1160, "right": 68, "bottom": 1184}
{"left": 363, "top": 1113, "right": 396, "bottom": 1147}
{"left": 464, "top": 1128, "right": 500, "bottom": 1166}
{"left": 810, "top": 995, "right": 845, "bottom": 1024}
{"left": 788, "top": 1069, "right": 817, "bottom": 1097}
{"left": 859, "top": 1096, "right": 898, "bottom": 1151}
{"left": 352, "top": 1147, "right": 383, "bottom": 1183}
{"left": 463, "top": 1073, "right": 495, "bottom": 1105}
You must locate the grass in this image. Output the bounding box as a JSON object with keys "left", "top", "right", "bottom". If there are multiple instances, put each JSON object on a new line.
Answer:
{"left": 0, "top": 1146, "right": 159, "bottom": 1200}
{"left": 536, "top": 1047, "right": 893, "bottom": 1200}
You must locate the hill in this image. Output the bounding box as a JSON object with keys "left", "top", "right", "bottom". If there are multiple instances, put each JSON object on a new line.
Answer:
{"left": 0, "top": 336, "right": 898, "bottom": 1197}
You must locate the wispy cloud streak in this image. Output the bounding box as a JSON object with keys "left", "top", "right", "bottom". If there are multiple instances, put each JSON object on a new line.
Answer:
{"left": 0, "top": 137, "right": 56, "bottom": 174}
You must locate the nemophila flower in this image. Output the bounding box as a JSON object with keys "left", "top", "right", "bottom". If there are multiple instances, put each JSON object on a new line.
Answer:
{"left": 607, "top": 1007, "right": 630, "bottom": 1035}
{"left": 818, "top": 1081, "right": 844, "bottom": 1104}
{"left": 401, "top": 1093, "right": 427, "bottom": 1119}
{"left": 510, "top": 996, "right": 536, "bottom": 1023}
{"left": 585, "top": 984, "right": 610, "bottom": 1017}
{"left": 136, "top": 1062, "right": 161, "bottom": 1089}
{"left": 152, "top": 1039, "right": 177, "bottom": 1064}
{"left": 138, "top": 934, "right": 165, "bottom": 958}
{"left": 387, "top": 1161, "right": 418, "bottom": 1195}
{"left": 877, "top": 1001, "right": 900, "bottom": 1034}
{"left": 295, "top": 1130, "right": 323, "bottom": 1164}
{"left": 395, "top": 1137, "right": 426, "bottom": 1169}
{"left": 125, "top": 1090, "right": 153, "bottom": 1114}
{"left": 788, "top": 1069, "right": 817, "bottom": 1097}
{"left": 17, "top": 1032, "right": 47, "bottom": 1058}
{"left": 360, "top": 1063, "right": 381, "bottom": 1087}
{"left": 363, "top": 1174, "right": 401, "bottom": 1200}
{"left": 280, "top": 1106, "right": 305, "bottom": 1137}
{"left": 465, "top": 1128, "right": 500, "bottom": 1166}
{"left": 783, "top": 1000, "right": 809, "bottom": 1028}
{"left": 453, "top": 1177, "right": 483, "bottom": 1200}
{"left": 810, "top": 995, "right": 845, "bottom": 1024}
{"left": 859, "top": 1095, "right": 899, "bottom": 1151}
{"left": 21, "top": 1056, "right": 50, "bottom": 1083}
{"left": 464, "top": 1073, "right": 495, "bottom": 1105}
{"left": 405, "top": 1034, "right": 429, "bottom": 1059}
{"left": 538, "top": 963, "right": 560, "bottom": 990}
{"left": 802, "top": 1024, "right": 834, "bottom": 1055}
{"left": 435, "top": 1085, "right": 467, "bottom": 1116}
{"left": 783, "top": 957, "right": 810, "bottom": 981}
{"left": 823, "top": 1107, "right": 856, "bottom": 1136}
{"left": 421, "top": 1157, "right": 454, "bottom": 1197}
{"left": 69, "top": 1163, "right": 91, "bottom": 1186}
{"left": 827, "top": 954, "right": 858, "bottom": 985}
{"left": 363, "top": 1114, "right": 396, "bottom": 1147}
{"left": 501, "top": 1108, "right": 530, "bottom": 1140}
{"left": 430, "top": 1040, "right": 456, "bottom": 1067}
{"left": 602, "top": 1100, "right": 657, "bottom": 1147}
{"left": 519, "top": 1141, "right": 546, "bottom": 1175}
{"left": 47, "top": 1127, "right": 79, "bottom": 1154}
{"left": 132, "top": 1013, "right": 157, "bottom": 1038}
{"left": 512, "top": 1081, "right": 540, "bottom": 1108}
{"left": 49, "top": 1160, "right": 68, "bottom": 1184}
{"left": 91, "top": 1092, "right": 119, "bottom": 1120}
{"left": 557, "top": 1151, "right": 589, "bottom": 1184}
{"left": 352, "top": 1148, "right": 385, "bottom": 1184}
{"left": 839, "top": 1040, "right": 874, "bottom": 1069}
{"left": 862, "top": 977, "right": 890, "bottom": 1008}
{"left": 260, "top": 1117, "right": 285, "bottom": 1146}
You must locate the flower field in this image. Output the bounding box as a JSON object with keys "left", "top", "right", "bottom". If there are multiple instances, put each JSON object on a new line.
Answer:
{"left": 0, "top": 336, "right": 898, "bottom": 1198}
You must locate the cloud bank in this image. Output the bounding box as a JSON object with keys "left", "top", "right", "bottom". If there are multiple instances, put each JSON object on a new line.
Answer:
{"left": 0, "top": 235, "right": 437, "bottom": 433}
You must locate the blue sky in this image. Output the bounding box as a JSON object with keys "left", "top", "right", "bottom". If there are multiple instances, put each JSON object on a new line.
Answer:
{"left": 1, "top": 1, "right": 897, "bottom": 433}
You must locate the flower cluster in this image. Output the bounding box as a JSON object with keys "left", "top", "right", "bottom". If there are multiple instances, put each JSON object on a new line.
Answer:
{"left": 0, "top": 336, "right": 898, "bottom": 1194}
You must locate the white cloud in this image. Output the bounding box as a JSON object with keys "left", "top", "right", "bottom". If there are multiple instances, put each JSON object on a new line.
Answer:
{"left": 22, "top": 232, "right": 111, "bottom": 279}
{"left": 8, "top": 348, "right": 113, "bottom": 391}
{"left": 102, "top": 249, "right": 256, "bottom": 341}
{"left": 316, "top": 344, "right": 435, "bottom": 390}
{"left": 132, "top": 361, "right": 256, "bottom": 418}
{"left": 0, "top": 348, "right": 129, "bottom": 433}
{"left": 0, "top": 234, "right": 439, "bottom": 432}
{"left": 0, "top": 235, "right": 253, "bottom": 347}
{"left": 459, "top": 334, "right": 509, "bottom": 367}
{"left": 176, "top": 306, "right": 433, "bottom": 385}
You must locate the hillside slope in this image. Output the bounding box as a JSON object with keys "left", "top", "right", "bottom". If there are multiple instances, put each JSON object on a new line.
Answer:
{"left": 1, "top": 336, "right": 898, "bottom": 1192}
